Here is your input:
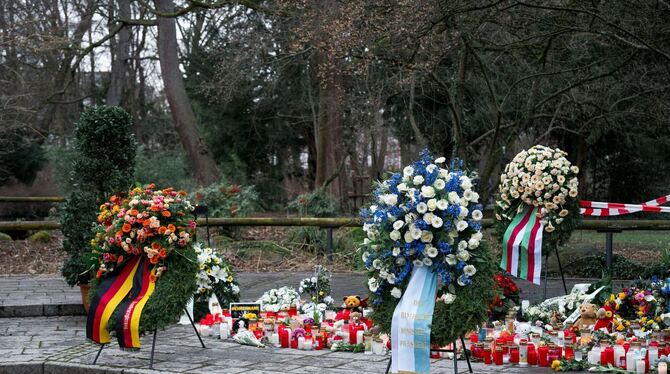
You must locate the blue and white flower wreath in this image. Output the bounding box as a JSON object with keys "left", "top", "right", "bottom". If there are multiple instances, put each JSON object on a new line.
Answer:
{"left": 360, "top": 150, "right": 485, "bottom": 306}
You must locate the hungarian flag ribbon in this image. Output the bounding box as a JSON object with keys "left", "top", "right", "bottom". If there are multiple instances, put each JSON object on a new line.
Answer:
{"left": 391, "top": 266, "right": 438, "bottom": 374}
{"left": 500, "top": 206, "right": 544, "bottom": 285}
{"left": 115, "top": 258, "right": 156, "bottom": 350}
{"left": 579, "top": 194, "right": 670, "bottom": 216}
{"left": 87, "top": 255, "right": 156, "bottom": 349}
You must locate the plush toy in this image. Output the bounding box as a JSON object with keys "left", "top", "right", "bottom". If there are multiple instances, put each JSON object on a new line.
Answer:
{"left": 593, "top": 305, "right": 614, "bottom": 332}
{"left": 514, "top": 321, "right": 532, "bottom": 339}
{"left": 573, "top": 303, "right": 598, "bottom": 330}
{"left": 336, "top": 295, "right": 368, "bottom": 321}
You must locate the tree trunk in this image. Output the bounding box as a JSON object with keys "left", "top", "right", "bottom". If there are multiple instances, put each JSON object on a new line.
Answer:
{"left": 106, "top": 0, "right": 131, "bottom": 106}
{"left": 154, "top": 0, "right": 220, "bottom": 186}
{"left": 314, "top": 51, "right": 344, "bottom": 199}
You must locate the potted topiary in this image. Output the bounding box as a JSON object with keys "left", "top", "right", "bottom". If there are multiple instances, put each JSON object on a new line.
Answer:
{"left": 60, "top": 106, "right": 136, "bottom": 311}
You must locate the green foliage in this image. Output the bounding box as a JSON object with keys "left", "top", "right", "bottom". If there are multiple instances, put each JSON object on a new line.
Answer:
{"left": 27, "top": 230, "right": 51, "bottom": 243}
{"left": 0, "top": 232, "right": 12, "bottom": 241}
{"left": 369, "top": 241, "right": 497, "bottom": 346}
{"left": 288, "top": 188, "right": 339, "bottom": 217}
{"left": 134, "top": 146, "right": 194, "bottom": 190}
{"left": 191, "top": 182, "right": 261, "bottom": 218}
{"left": 46, "top": 146, "right": 77, "bottom": 195}
{"left": 61, "top": 106, "right": 137, "bottom": 286}
{"left": 0, "top": 127, "right": 46, "bottom": 186}
{"left": 564, "top": 254, "right": 649, "bottom": 280}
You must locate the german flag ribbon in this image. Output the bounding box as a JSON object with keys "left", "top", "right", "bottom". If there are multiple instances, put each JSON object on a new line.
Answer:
{"left": 86, "top": 255, "right": 156, "bottom": 349}
{"left": 115, "top": 258, "right": 156, "bottom": 350}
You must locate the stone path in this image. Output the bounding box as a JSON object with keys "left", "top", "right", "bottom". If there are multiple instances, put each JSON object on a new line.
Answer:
{"left": 0, "top": 272, "right": 630, "bottom": 318}
{"left": 0, "top": 316, "right": 554, "bottom": 374}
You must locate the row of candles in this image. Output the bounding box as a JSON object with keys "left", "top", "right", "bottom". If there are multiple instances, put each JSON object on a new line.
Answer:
{"left": 196, "top": 310, "right": 389, "bottom": 354}
{"left": 467, "top": 325, "right": 670, "bottom": 373}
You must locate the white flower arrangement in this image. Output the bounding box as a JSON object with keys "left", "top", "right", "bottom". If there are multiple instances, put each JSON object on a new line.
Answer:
{"left": 194, "top": 243, "right": 239, "bottom": 296}
{"left": 256, "top": 286, "right": 301, "bottom": 312}
{"left": 496, "top": 145, "right": 579, "bottom": 232}
{"left": 361, "top": 151, "right": 485, "bottom": 305}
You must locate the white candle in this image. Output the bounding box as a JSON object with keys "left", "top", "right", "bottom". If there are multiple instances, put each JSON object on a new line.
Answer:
{"left": 659, "top": 362, "right": 668, "bottom": 374}
{"left": 356, "top": 330, "right": 365, "bottom": 346}
{"left": 298, "top": 336, "right": 305, "bottom": 350}
{"left": 270, "top": 332, "right": 280, "bottom": 346}
{"left": 219, "top": 322, "right": 229, "bottom": 339}
{"left": 636, "top": 359, "right": 645, "bottom": 374}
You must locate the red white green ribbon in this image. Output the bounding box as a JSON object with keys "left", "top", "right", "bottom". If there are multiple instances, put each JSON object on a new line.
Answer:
{"left": 500, "top": 206, "right": 544, "bottom": 285}
{"left": 579, "top": 194, "right": 670, "bottom": 216}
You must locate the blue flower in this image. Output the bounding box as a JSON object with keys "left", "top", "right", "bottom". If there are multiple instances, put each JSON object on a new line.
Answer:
{"left": 468, "top": 220, "right": 482, "bottom": 231}
{"left": 458, "top": 274, "right": 472, "bottom": 286}
{"left": 438, "top": 241, "right": 452, "bottom": 254}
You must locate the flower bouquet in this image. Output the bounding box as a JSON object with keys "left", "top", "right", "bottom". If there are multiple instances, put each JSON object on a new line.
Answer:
{"left": 257, "top": 286, "right": 301, "bottom": 313}
{"left": 488, "top": 273, "right": 520, "bottom": 321}
{"left": 191, "top": 243, "right": 240, "bottom": 320}
{"left": 360, "top": 150, "right": 496, "bottom": 345}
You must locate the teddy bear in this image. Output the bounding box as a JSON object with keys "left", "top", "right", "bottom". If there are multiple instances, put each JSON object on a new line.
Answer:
{"left": 336, "top": 295, "right": 368, "bottom": 321}
{"left": 593, "top": 305, "right": 614, "bottom": 332}
{"left": 573, "top": 303, "right": 597, "bottom": 330}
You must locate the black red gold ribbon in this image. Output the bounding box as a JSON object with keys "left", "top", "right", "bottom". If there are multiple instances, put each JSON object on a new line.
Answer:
{"left": 87, "top": 255, "right": 156, "bottom": 349}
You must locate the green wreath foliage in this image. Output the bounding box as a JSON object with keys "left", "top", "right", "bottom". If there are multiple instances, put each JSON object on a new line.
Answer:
{"left": 369, "top": 241, "right": 497, "bottom": 345}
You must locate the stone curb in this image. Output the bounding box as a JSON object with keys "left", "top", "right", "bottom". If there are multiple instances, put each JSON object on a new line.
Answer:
{"left": 0, "top": 303, "right": 85, "bottom": 318}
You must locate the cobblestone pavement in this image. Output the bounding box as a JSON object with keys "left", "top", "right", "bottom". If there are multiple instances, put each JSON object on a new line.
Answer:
{"left": 1, "top": 272, "right": 627, "bottom": 318}
{"left": 0, "top": 316, "right": 556, "bottom": 374}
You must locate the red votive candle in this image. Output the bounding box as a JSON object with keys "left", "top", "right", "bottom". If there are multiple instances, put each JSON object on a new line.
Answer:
{"left": 494, "top": 347, "right": 504, "bottom": 366}
{"left": 483, "top": 348, "right": 492, "bottom": 365}
{"left": 528, "top": 344, "right": 537, "bottom": 365}
{"left": 538, "top": 345, "right": 549, "bottom": 367}
{"left": 510, "top": 346, "right": 519, "bottom": 364}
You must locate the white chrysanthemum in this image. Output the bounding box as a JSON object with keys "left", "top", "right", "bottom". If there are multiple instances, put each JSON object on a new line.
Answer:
{"left": 391, "top": 287, "right": 402, "bottom": 298}
{"left": 425, "top": 246, "right": 438, "bottom": 258}
{"left": 437, "top": 199, "right": 448, "bottom": 210}
{"left": 416, "top": 202, "right": 428, "bottom": 214}
{"left": 413, "top": 175, "right": 424, "bottom": 185}
{"left": 393, "top": 220, "right": 404, "bottom": 230}
{"left": 464, "top": 265, "right": 477, "bottom": 276}
{"left": 431, "top": 216, "right": 443, "bottom": 228}
{"left": 433, "top": 179, "right": 445, "bottom": 190}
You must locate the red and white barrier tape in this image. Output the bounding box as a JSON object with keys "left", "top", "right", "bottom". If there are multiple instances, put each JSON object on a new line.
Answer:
{"left": 579, "top": 194, "right": 670, "bottom": 216}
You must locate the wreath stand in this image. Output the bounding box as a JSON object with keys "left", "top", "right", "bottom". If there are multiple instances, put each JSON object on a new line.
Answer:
{"left": 92, "top": 205, "right": 213, "bottom": 368}
{"left": 384, "top": 335, "right": 473, "bottom": 374}
{"left": 91, "top": 307, "right": 205, "bottom": 368}
{"left": 542, "top": 244, "right": 569, "bottom": 299}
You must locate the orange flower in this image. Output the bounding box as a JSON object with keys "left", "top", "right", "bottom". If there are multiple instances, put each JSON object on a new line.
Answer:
{"left": 159, "top": 249, "right": 167, "bottom": 258}
{"left": 161, "top": 210, "right": 171, "bottom": 217}
{"left": 115, "top": 230, "right": 123, "bottom": 238}
{"left": 143, "top": 219, "right": 151, "bottom": 227}
{"left": 158, "top": 226, "right": 167, "bottom": 235}
{"left": 129, "top": 209, "right": 139, "bottom": 216}
{"left": 147, "top": 183, "right": 156, "bottom": 189}
{"left": 150, "top": 256, "right": 159, "bottom": 264}
{"left": 96, "top": 269, "right": 103, "bottom": 279}
{"left": 167, "top": 224, "right": 176, "bottom": 232}
{"left": 149, "top": 274, "right": 156, "bottom": 283}
{"left": 122, "top": 223, "right": 132, "bottom": 233}
{"left": 150, "top": 205, "right": 161, "bottom": 212}
{"left": 178, "top": 191, "right": 187, "bottom": 196}
{"left": 117, "top": 255, "right": 124, "bottom": 264}
{"left": 110, "top": 195, "right": 119, "bottom": 204}
{"left": 151, "top": 242, "right": 161, "bottom": 250}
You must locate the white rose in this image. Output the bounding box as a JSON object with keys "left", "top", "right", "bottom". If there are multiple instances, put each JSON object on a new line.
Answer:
{"left": 368, "top": 278, "right": 379, "bottom": 292}
{"left": 445, "top": 254, "right": 457, "bottom": 265}
{"left": 426, "top": 164, "right": 437, "bottom": 173}
{"left": 422, "top": 257, "right": 433, "bottom": 266}
{"left": 439, "top": 168, "right": 449, "bottom": 178}
{"left": 373, "top": 259, "right": 382, "bottom": 269}
{"left": 431, "top": 216, "right": 443, "bottom": 228}
{"left": 411, "top": 227, "right": 422, "bottom": 240}
{"left": 403, "top": 166, "right": 414, "bottom": 177}
{"left": 471, "top": 210, "right": 483, "bottom": 221}
{"left": 441, "top": 293, "right": 456, "bottom": 304}
{"left": 434, "top": 157, "right": 446, "bottom": 164}
{"left": 425, "top": 246, "right": 438, "bottom": 258}
{"left": 413, "top": 259, "right": 424, "bottom": 267}
{"left": 423, "top": 212, "right": 434, "bottom": 223}
{"left": 460, "top": 176, "right": 472, "bottom": 190}
{"left": 457, "top": 250, "right": 470, "bottom": 262}
{"left": 383, "top": 194, "right": 398, "bottom": 206}
{"left": 413, "top": 175, "right": 424, "bottom": 185}
{"left": 421, "top": 185, "right": 436, "bottom": 198}
{"left": 392, "top": 247, "right": 401, "bottom": 256}
{"left": 404, "top": 231, "right": 414, "bottom": 243}
{"left": 397, "top": 183, "right": 408, "bottom": 192}
{"left": 420, "top": 231, "right": 433, "bottom": 243}
{"left": 448, "top": 192, "right": 460, "bottom": 204}
{"left": 456, "top": 220, "right": 468, "bottom": 231}
{"left": 437, "top": 199, "right": 448, "bottom": 210}
{"left": 459, "top": 206, "right": 469, "bottom": 218}
{"left": 463, "top": 265, "right": 477, "bottom": 276}
{"left": 389, "top": 230, "right": 401, "bottom": 241}
{"left": 387, "top": 273, "right": 397, "bottom": 284}
{"left": 434, "top": 179, "right": 446, "bottom": 190}
{"left": 393, "top": 220, "right": 404, "bottom": 230}
{"left": 458, "top": 240, "right": 468, "bottom": 250}
{"left": 463, "top": 189, "right": 474, "bottom": 201}
{"left": 390, "top": 287, "right": 402, "bottom": 299}
{"left": 416, "top": 202, "right": 428, "bottom": 214}
{"left": 468, "top": 237, "right": 480, "bottom": 249}
{"left": 426, "top": 199, "right": 437, "bottom": 211}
